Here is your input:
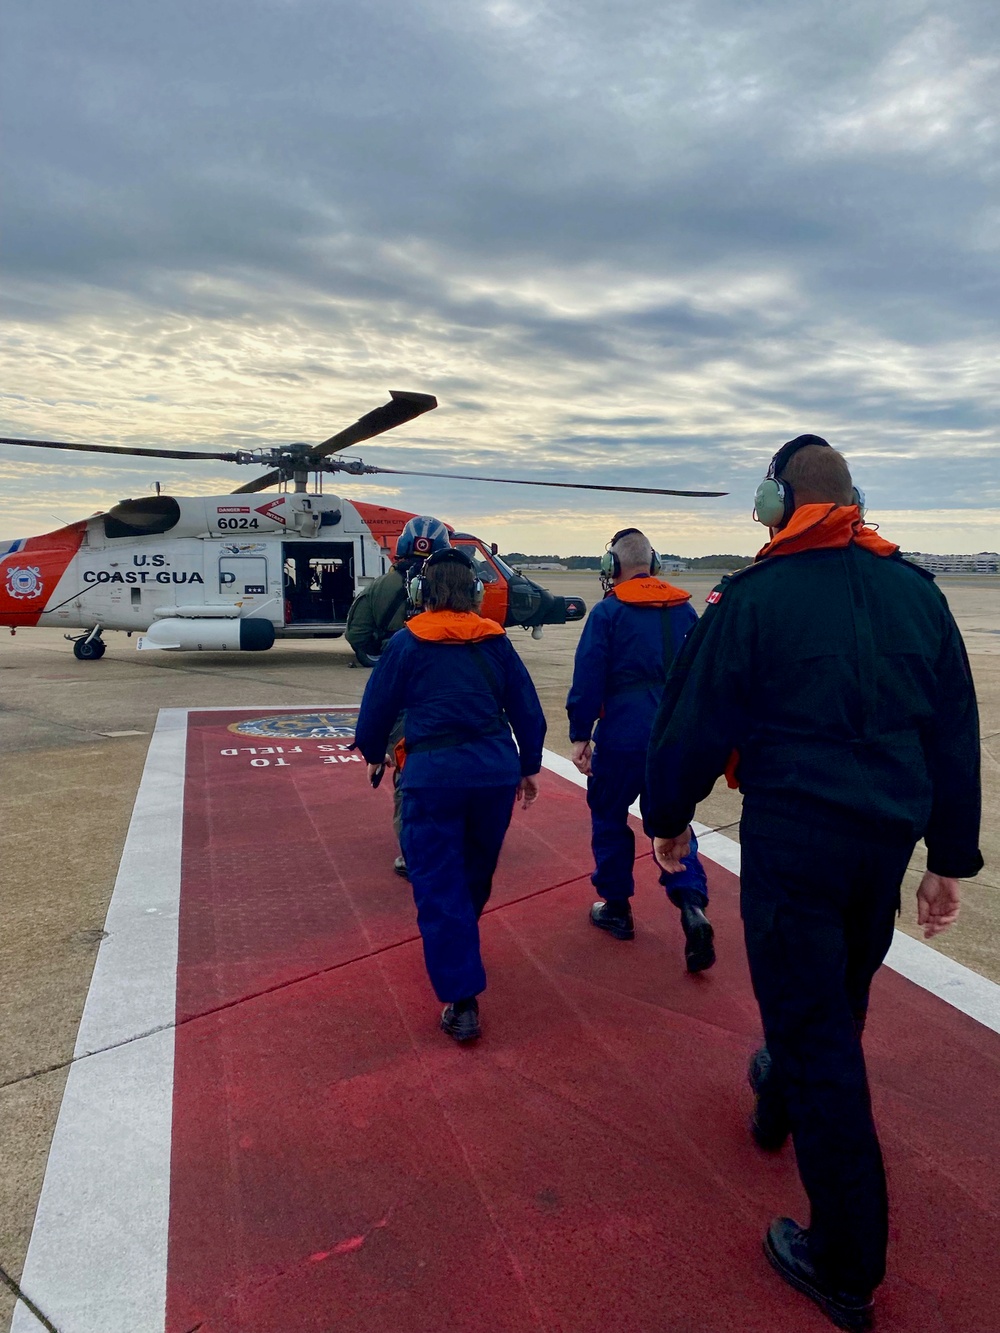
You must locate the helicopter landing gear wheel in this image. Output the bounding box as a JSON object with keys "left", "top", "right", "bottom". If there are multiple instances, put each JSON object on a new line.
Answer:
{"left": 73, "top": 636, "right": 106, "bottom": 661}
{"left": 353, "top": 646, "right": 382, "bottom": 669}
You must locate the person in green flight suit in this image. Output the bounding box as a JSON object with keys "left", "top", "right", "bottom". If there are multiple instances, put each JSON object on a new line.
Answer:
{"left": 346, "top": 515, "right": 452, "bottom": 876}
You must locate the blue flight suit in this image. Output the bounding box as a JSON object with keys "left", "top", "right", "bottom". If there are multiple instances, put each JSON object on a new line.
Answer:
{"left": 355, "top": 615, "right": 546, "bottom": 1001}
{"left": 566, "top": 578, "right": 708, "bottom": 907}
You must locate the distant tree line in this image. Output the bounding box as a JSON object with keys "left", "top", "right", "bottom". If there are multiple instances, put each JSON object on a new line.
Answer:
{"left": 684, "top": 554, "right": 753, "bottom": 571}
{"left": 502, "top": 552, "right": 752, "bottom": 571}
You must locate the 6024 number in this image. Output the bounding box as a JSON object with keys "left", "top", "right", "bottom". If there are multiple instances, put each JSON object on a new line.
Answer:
{"left": 217, "top": 517, "right": 260, "bottom": 530}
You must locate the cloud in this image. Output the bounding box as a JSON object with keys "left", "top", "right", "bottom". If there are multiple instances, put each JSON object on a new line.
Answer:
{"left": 1, "top": 0, "right": 998, "bottom": 550}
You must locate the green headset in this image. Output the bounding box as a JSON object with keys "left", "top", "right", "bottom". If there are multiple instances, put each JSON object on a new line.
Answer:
{"left": 754, "top": 435, "right": 866, "bottom": 530}
{"left": 599, "top": 528, "right": 662, "bottom": 587}
{"left": 409, "top": 545, "right": 485, "bottom": 610}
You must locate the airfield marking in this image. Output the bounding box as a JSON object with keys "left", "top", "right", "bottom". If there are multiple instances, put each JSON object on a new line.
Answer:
{"left": 12, "top": 716, "right": 1000, "bottom": 1332}
{"left": 12, "top": 707, "right": 185, "bottom": 1333}
{"left": 544, "top": 749, "right": 1000, "bottom": 1036}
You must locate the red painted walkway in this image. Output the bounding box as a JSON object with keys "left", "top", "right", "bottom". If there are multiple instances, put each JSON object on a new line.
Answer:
{"left": 165, "top": 710, "right": 1000, "bottom": 1332}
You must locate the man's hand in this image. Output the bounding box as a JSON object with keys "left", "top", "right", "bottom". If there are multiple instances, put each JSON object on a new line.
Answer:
{"left": 653, "top": 828, "right": 692, "bottom": 874}
{"left": 916, "top": 872, "right": 961, "bottom": 938}
{"left": 517, "top": 774, "right": 540, "bottom": 809}
{"left": 571, "top": 740, "right": 593, "bottom": 775}
{"left": 367, "top": 763, "right": 383, "bottom": 782}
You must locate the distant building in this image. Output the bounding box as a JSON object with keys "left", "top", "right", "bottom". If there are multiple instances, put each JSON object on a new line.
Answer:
{"left": 521, "top": 561, "right": 567, "bottom": 571}
{"left": 904, "top": 552, "right": 1000, "bottom": 575}
{"left": 659, "top": 557, "right": 688, "bottom": 573}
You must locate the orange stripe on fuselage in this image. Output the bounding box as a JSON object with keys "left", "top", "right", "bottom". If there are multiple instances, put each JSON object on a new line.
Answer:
{"left": 0, "top": 522, "right": 87, "bottom": 627}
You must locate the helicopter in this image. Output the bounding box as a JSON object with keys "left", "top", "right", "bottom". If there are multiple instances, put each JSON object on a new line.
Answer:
{"left": 0, "top": 391, "right": 726, "bottom": 662}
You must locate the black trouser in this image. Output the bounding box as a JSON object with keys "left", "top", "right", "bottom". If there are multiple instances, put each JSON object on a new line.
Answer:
{"left": 740, "top": 805, "right": 914, "bottom": 1295}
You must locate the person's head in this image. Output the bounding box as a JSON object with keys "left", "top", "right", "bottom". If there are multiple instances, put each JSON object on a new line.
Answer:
{"left": 420, "top": 546, "right": 483, "bottom": 612}
{"left": 396, "top": 515, "right": 451, "bottom": 563}
{"left": 599, "top": 527, "right": 661, "bottom": 590}
{"left": 754, "top": 435, "right": 863, "bottom": 531}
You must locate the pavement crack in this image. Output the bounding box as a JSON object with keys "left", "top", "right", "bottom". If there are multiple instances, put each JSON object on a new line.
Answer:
{"left": 0, "top": 1263, "right": 61, "bottom": 1332}
{"left": 0, "top": 871, "right": 596, "bottom": 1091}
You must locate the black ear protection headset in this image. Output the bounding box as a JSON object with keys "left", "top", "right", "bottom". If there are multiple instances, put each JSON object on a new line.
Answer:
{"left": 599, "top": 528, "right": 662, "bottom": 589}
{"left": 409, "top": 545, "right": 485, "bottom": 610}
{"left": 753, "top": 435, "right": 866, "bottom": 530}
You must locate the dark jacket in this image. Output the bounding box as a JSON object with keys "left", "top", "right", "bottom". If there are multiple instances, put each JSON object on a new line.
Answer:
{"left": 566, "top": 579, "right": 699, "bottom": 752}
{"left": 345, "top": 563, "right": 414, "bottom": 654}
{"left": 645, "top": 546, "right": 983, "bottom": 878}
{"left": 355, "top": 621, "right": 546, "bottom": 788}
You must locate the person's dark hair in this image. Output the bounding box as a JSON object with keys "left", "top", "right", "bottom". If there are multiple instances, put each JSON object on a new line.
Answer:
{"left": 781, "top": 444, "right": 854, "bottom": 507}
{"left": 426, "top": 559, "right": 477, "bottom": 612}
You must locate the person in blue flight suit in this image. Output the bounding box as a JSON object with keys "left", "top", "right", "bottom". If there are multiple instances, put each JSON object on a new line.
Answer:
{"left": 566, "top": 528, "right": 714, "bottom": 971}
{"left": 355, "top": 545, "right": 547, "bottom": 1042}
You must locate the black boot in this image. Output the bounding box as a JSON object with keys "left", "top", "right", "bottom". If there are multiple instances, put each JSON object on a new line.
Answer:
{"left": 680, "top": 902, "right": 715, "bottom": 972}
{"left": 440, "top": 996, "right": 481, "bottom": 1043}
{"left": 590, "top": 899, "right": 635, "bottom": 940}
{"left": 764, "top": 1218, "right": 874, "bottom": 1331}
{"left": 393, "top": 855, "right": 409, "bottom": 880}
{"left": 748, "top": 1046, "right": 791, "bottom": 1150}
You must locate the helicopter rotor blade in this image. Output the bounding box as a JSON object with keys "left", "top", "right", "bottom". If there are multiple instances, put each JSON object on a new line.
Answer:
{"left": 311, "top": 390, "right": 438, "bottom": 459}
{"left": 0, "top": 436, "right": 241, "bottom": 462}
{"left": 228, "top": 390, "right": 439, "bottom": 494}
{"left": 362, "top": 465, "right": 727, "bottom": 498}
{"left": 230, "top": 468, "right": 282, "bottom": 495}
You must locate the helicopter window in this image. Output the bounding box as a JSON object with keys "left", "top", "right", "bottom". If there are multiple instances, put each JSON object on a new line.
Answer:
{"left": 103, "top": 497, "right": 181, "bottom": 539}
{"left": 454, "top": 544, "right": 499, "bottom": 583}
{"left": 220, "top": 556, "right": 268, "bottom": 597}
{"left": 491, "top": 554, "right": 519, "bottom": 580}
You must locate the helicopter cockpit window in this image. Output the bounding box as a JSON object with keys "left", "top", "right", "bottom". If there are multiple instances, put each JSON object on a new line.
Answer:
{"left": 103, "top": 497, "right": 181, "bottom": 539}
{"left": 491, "top": 554, "right": 519, "bottom": 580}
{"left": 454, "top": 544, "right": 499, "bottom": 583}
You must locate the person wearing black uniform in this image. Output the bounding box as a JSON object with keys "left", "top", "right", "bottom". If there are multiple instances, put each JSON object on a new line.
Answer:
{"left": 645, "top": 437, "right": 982, "bottom": 1331}
{"left": 354, "top": 546, "right": 547, "bottom": 1043}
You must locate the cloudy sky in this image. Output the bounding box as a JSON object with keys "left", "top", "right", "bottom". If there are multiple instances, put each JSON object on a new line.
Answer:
{"left": 2, "top": 0, "right": 998, "bottom": 554}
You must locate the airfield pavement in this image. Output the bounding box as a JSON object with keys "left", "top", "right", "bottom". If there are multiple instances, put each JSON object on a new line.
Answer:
{"left": 0, "top": 570, "right": 997, "bottom": 1328}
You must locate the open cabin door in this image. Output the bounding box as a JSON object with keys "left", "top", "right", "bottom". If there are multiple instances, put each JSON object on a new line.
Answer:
{"left": 282, "top": 542, "right": 356, "bottom": 625}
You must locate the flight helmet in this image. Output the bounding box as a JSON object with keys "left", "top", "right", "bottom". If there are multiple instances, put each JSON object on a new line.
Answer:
{"left": 396, "top": 515, "right": 451, "bottom": 559}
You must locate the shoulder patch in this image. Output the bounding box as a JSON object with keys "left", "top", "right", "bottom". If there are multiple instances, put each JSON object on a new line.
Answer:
{"left": 703, "top": 561, "right": 768, "bottom": 604}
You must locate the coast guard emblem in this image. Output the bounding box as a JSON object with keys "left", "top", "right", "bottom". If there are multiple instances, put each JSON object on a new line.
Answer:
{"left": 5, "top": 565, "right": 44, "bottom": 599}
{"left": 228, "top": 710, "right": 360, "bottom": 739}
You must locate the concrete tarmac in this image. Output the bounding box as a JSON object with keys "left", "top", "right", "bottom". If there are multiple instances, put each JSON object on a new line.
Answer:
{"left": 0, "top": 570, "right": 996, "bottom": 1326}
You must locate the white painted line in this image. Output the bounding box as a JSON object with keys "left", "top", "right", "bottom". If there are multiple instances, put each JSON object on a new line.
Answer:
{"left": 885, "top": 931, "right": 1000, "bottom": 1036}
{"left": 540, "top": 748, "right": 736, "bottom": 871}
{"left": 13, "top": 708, "right": 187, "bottom": 1333}
{"left": 540, "top": 748, "right": 1000, "bottom": 1037}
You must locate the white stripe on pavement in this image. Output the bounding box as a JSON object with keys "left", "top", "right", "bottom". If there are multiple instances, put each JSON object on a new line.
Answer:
{"left": 540, "top": 748, "right": 1000, "bottom": 1037}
